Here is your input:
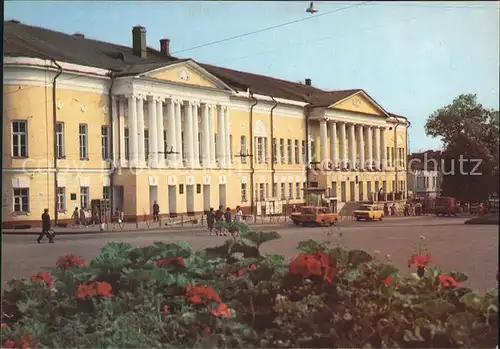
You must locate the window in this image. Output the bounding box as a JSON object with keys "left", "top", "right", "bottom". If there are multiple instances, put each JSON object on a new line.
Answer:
{"left": 79, "top": 124, "right": 88, "bottom": 159}
{"left": 179, "top": 184, "right": 184, "bottom": 194}
{"left": 287, "top": 139, "right": 292, "bottom": 164}
{"left": 288, "top": 183, "right": 293, "bottom": 199}
{"left": 55, "top": 122, "right": 65, "bottom": 159}
{"left": 280, "top": 183, "right": 286, "bottom": 200}
{"left": 13, "top": 188, "right": 29, "bottom": 212}
{"left": 240, "top": 136, "right": 247, "bottom": 164}
{"left": 56, "top": 187, "right": 66, "bottom": 212}
{"left": 241, "top": 183, "right": 247, "bottom": 202}
{"left": 273, "top": 183, "right": 278, "bottom": 198}
{"left": 310, "top": 139, "right": 316, "bottom": 162}
{"left": 103, "top": 186, "right": 111, "bottom": 201}
{"left": 265, "top": 183, "right": 269, "bottom": 199}
{"left": 279, "top": 138, "right": 285, "bottom": 163}
{"left": 259, "top": 183, "right": 265, "bottom": 200}
{"left": 263, "top": 137, "right": 268, "bottom": 163}
{"left": 80, "top": 187, "right": 89, "bottom": 210}
{"left": 386, "top": 146, "right": 391, "bottom": 166}
{"left": 101, "top": 126, "right": 110, "bottom": 160}
{"left": 12, "top": 120, "right": 28, "bottom": 157}
{"left": 272, "top": 138, "right": 277, "bottom": 164}
{"left": 301, "top": 140, "right": 306, "bottom": 165}
{"left": 196, "top": 184, "right": 201, "bottom": 194}
{"left": 124, "top": 128, "right": 130, "bottom": 160}
{"left": 294, "top": 140, "right": 300, "bottom": 164}
{"left": 296, "top": 182, "right": 301, "bottom": 199}
{"left": 144, "top": 129, "right": 149, "bottom": 162}
{"left": 256, "top": 137, "right": 263, "bottom": 164}
{"left": 391, "top": 147, "right": 395, "bottom": 167}
{"left": 332, "top": 181, "right": 337, "bottom": 197}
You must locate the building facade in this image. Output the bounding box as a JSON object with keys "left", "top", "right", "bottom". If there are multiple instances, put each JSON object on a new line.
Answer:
{"left": 3, "top": 21, "right": 409, "bottom": 228}
{"left": 407, "top": 151, "right": 442, "bottom": 199}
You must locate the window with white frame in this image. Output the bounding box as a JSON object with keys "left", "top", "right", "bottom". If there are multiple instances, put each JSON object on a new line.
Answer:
{"left": 294, "top": 140, "right": 299, "bottom": 164}
{"left": 310, "top": 139, "right": 316, "bottom": 162}
{"left": 241, "top": 183, "right": 247, "bottom": 202}
{"left": 280, "top": 183, "right": 286, "bottom": 200}
{"left": 12, "top": 120, "right": 28, "bottom": 157}
{"left": 79, "top": 124, "right": 88, "bottom": 159}
{"left": 240, "top": 135, "right": 247, "bottom": 164}
{"left": 124, "top": 128, "right": 130, "bottom": 160}
{"left": 272, "top": 183, "right": 278, "bottom": 198}
{"left": 144, "top": 129, "right": 149, "bottom": 161}
{"left": 13, "top": 188, "right": 29, "bottom": 212}
{"left": 55, "top": 122, "right": 65, "bottom": 159}
{"left": 301, "top": 140, "right": 306, "bottom": 165}
{"left": 56, "top": 187, "right": 66, "bottom": 212}
{"left": 80, "top": 187, "right": 89, "bottom": 210}
{"left": 279, "top": 138, "right": 285, "bottom": 163}
{"left": 287, "top": 139, "right": 293, "bottom": 164}
{"left": 101, "top": 126, "right": 110, "bottom": 160}
{"left": 256, "top": 137, "right": 263, "bottom": 164}
{"left": 288, "top": 182, "right": 293, "bottom": 199}
{"left": 103, "top": 186, "right": 111, "bottom": 201}
{"left": 259, "top": 183, "right": 265, "bottom": 200}
{"left": 296, "top": 182, "right": 301, "bottom": 199}
{"left": 272, "top": 138, "right": 277, "bottom": 164}
{"left": 263, "top": 137, "right": 268, "bottom": 163}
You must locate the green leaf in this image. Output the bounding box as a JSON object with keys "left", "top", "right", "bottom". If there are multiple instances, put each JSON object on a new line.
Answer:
{"left": 347, "top": 250, "right": 373, "bottom": 266}
{"left": 460, "top": 292, "right": 482, "bottom": 311}
{"left": 378, "top": 264, "right": 399, "bottom": 280}
{"left": 329, "top": 247, "right": 349, "bottom": 265}
{"left": 449, "top": 270, "right": 468, "bottom": 282}
{"left": 421, "top": 299, "right": 456, "bottom": 315}
{"left": 296, "top": 239, "right": 330, "bottom": 253}
{"left": 240, "top": 231, "right": 281, "bottom": 249}
{"left": 430, "top": 265, "right": 441, "bottom": 279}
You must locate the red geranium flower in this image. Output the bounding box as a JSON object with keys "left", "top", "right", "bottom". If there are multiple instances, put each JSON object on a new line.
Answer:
{"left": 249, "top": 264, "right": 257, "bottom": 270}
{"left": 289, "top": 251, "right": 337, "bottom": 283}
{"left": 382, "top": 276, "right": 400, "bottom": 289}
{"left": 3, "top": 340, "right": 15, "bottom": 348}
{"left": 408, "top": 254, "right": 432, "bottom": 268}
{"left": 186, "top": 284, "right": 221, "bottom": 304}
{"left": 56, "top": 254, "right": 85, "bottom": 270}
{"left": 437, "top": 274, "right": 459, "bottom": 288}
{"left": 211, "top": 302, "right": 230, "bottom": 318}
{"left": 76, "top": 281, "right": 112, "bottom": 300}
{"left": 3, "top": 334, "right": 38, "bottom": 349}
{"left": 156, "top": 256, "right": 187, "bottom": 268}
{"left": 29, "top": 271, "right": 53, "bottom": 289}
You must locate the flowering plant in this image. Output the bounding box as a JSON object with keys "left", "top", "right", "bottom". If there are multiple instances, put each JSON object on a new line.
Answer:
{"left": 1, "top": 226, "right": 497, "bottom": 348}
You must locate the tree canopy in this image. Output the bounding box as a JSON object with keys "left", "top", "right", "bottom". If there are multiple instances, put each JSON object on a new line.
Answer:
{"left": 425, "top": 94, "right": 499, "bottom": 202}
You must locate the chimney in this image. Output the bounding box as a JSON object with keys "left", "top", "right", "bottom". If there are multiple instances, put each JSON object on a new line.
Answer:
{"left": 305, "top": 78, "right": 312, "bottom": 86}
{"left": 132, "top": 25, "right": 147, "bottom": 59}
{"left": 160, "top": 38, "right": 170, "bottom": 56}
{"left": 73, "top": 32, "right": 85, "bottom": 38}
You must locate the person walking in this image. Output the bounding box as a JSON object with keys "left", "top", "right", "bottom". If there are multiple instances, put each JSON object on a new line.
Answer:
{"left": 215, "top": 205, "right": 225, "bottom": 236}
{"left": 79, "top": 207, "right": 87, "bottom": 228}
{"left": 152, "top": 201, "right": 160, "bottom": 222}
{"left": 234, "top": 206, "right": 243, "bottom": 223}
{"left": 71, "top": 207, "right": 79, "bottom": 227}
{"left": 207, "top": 207, "right": 215, "bottom": 236}
{"left": 37, "top": 208, "right": 54, "bottom": 244}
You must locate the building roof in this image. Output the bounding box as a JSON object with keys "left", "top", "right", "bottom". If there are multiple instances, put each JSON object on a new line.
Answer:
{"left": 3, "top": 19, "right": 405, "bottom": 116}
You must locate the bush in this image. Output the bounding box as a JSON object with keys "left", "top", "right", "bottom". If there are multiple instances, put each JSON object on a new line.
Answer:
{"left": 1, "top": 224, "right": 498, "bottom": 348}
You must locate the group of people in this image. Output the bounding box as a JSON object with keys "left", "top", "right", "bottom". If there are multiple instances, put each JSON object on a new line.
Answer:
{"left": 206, "top": 205, "right": 243, "bottom": 236}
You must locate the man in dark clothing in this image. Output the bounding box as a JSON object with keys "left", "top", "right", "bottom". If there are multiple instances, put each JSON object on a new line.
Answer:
{"left": 215, "top": 205, "right": 226, "bottom": 236}
{"left": 37, "top": 208, "right": 54, "bottom": 243}
{"left": 152, "top": 201, "right": 160, "bottom": 222}
{"left": 206, "top": 207, "right": 215, "bottom": 236}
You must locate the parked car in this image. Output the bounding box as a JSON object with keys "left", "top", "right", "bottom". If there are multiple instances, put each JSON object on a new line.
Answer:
{"left": 290, "top": 206, "right": 338, "bottom": 227}
{"left": 353, "top": 204, "right": 384, "bottom": 221}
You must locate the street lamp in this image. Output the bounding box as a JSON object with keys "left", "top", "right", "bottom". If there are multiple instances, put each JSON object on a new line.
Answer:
{"left": 306, "top": 2, "right": 318, "bottom": 13}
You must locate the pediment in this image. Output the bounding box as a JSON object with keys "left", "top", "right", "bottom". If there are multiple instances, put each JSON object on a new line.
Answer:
{"left": 141, "top": 60, "right": 232, "bottom": 90}
{"left": 330, "top": 91, "right": 388, "bottom": 117}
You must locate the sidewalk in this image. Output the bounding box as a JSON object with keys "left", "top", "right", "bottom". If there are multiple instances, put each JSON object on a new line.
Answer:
{"left": 2, "top": 218, "right": 292, "bottom": 235}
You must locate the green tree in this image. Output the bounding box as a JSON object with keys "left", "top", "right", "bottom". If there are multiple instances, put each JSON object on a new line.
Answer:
{"left": 425, "top": 94, "right": 499, "bottom": 201}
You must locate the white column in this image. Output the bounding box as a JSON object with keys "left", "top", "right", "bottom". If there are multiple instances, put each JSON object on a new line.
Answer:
{"left": 192, "top": 102, "right": 200, "bottom": 167}
{"left": 111, "top": 96, "right": 119, "bottom": 167}
{"left": 380, "top": 127, "right": 387, "bottom": 170}
{"left": 357, "top": 125, "right": 365, "bottom": 170}
{"left": 319, "top": 118, "right": 328, "bottom": 169}
{"left": 208, "top": 105, "right": 216, "bottom": 167}
{"left": 374, "top": 126, "right": 381, "bottom": 170}
{"left": 184, "top": 101, "right": 194, "bottom": 168}
{"left": 166, "top": 99, "right": 177, "bottom": 167}
{"left": 217, "top": 104, "right": 226, "bottom": 168}
{"left": 201, "top": 103, "right": 211, "bottom": 167}
{"left": 339, "top": 122, "right": 347, "bottom": 169}
{"left": 156, "top": 97, "right": 165, "bottom": 168}
{"left": 175, "top": 100, "right": 183, "bottom": 167}
{"left": 366, "top": 126, "right": 373, "bottom": 170}
{"left": 224, "top": 106, "right": 231, "bottom": 167}
{"left": 118, "top": 98, "right": 126, "bottom": 167}
{"left": 329, "top": 121, "right": 337, "bottom": 169}
{"left": 127, "top": 95, "right": 139, "bottom": 167}
{"left": 147, "top": 96, "right": 158, "bottom": 167}
{"left": 137, "top": 96, "right": 146, "bottom": 167}
{"left": 348, "top": 123, "right": 356, "bottom": 170}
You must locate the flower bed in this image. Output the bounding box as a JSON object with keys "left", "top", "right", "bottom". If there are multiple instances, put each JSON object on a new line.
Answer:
{"left": 1, "top": 224, "right": 498, "bottom": 348}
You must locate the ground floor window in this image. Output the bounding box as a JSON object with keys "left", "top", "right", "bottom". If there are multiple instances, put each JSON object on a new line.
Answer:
{"left": 259, "top": 183, "right": 265, "bottom": 201}
{"left": 13, "top": 188, "right": 29, "bottom": 212}
{"left": 241, "top": 183, "right": 247, "bottom": 202}
{"left": 296, "top": 182, "right": 301, "bottom": 199}
{"left": 80, "top": 187, "right": 89, "bottom": 209}
{"left": 288, "top": 183, "right": 293, "bottom": 199}
{"left": 57, "top": 187, "right": 66, "bottom": 212}
{"left": 103, "top": 186, "right": 111, "bottom": 201}
{"left": 280, "top": 183, "right": 286, "bottom": 200}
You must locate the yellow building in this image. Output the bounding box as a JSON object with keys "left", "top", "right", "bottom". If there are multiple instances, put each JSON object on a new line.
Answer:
{"left": 2, "top": 20, "right": 409, "bottom": 228}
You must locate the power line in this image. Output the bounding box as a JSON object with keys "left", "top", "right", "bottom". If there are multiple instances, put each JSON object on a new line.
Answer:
{"left": 171, "top": 1, "right": 371, "bottom": 55}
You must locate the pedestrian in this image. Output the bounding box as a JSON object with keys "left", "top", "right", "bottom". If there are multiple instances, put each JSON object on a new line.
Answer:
{"left": 207, "top": 207, "right": 215, "bottom": 235}
{"left": 224, "top": 207, "right": 232, "bottom": 223}
{"left": 215, "top": 205, "right": 225, "bottom": 236}
{"left": 383, "top": 203, "right": 389, "bottom": 216}
{"left": 37, "top": 208, "right": 54, "bottom": 244}
{"left": 234, "top": 206, "right": 243, "bottom": 223}
{"left": 71, "top": 207, "right": 79, "bottom": 227}
{"left": 79, "top": 207, "right": 87, "bottom": 228}
{"left": 152, "top": 201, "right": 160, "bottom": 222}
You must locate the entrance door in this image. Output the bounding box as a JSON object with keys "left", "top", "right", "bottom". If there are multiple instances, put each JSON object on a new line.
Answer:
{"left": 186, "top": 185, "right": 194, "bottom": 213}
{"left": 219, "top": 184, "right": 226, "bottom": 207}
{"left": 149, "top": 186, "right": 158, "bottom": 215}
{"left": 359, "top": 181, "right": 364, "bottom": 201}
{"left": 203, "top": 185, "right": 210, "bottom": 213}
{"left": 349, "top": 181, "right": 355, "bottom": 201}
{"left": 113, "top": 186, "right": 124, "bottom": 212}
{"left": 168, "top": 185, "right": 176, "bottom": 214}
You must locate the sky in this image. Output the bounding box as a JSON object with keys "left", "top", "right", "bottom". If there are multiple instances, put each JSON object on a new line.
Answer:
{"left": 4, "top": 1, "right": 499, "bottom": 152}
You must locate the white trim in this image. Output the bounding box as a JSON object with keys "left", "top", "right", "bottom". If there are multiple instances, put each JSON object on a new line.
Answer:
{"left": 4, "top": 57, "right": 110, "bottom": 76}
{"left": 328, "top": 90, "right": 390, "bottom": 118}
{"left": 2, "top": 168, "right": 112, "bottom": 174}
{"left": 4, "top": 67, "right": 110, "bottom": 95}
{"left": 230, "top": 96, "right": 305, "bottom": 119}
{"left": 319, "top": 109, "right": 389, "bottom": 128}
{"left": 234, "top": 91, "right": 307, "bottom": 107}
